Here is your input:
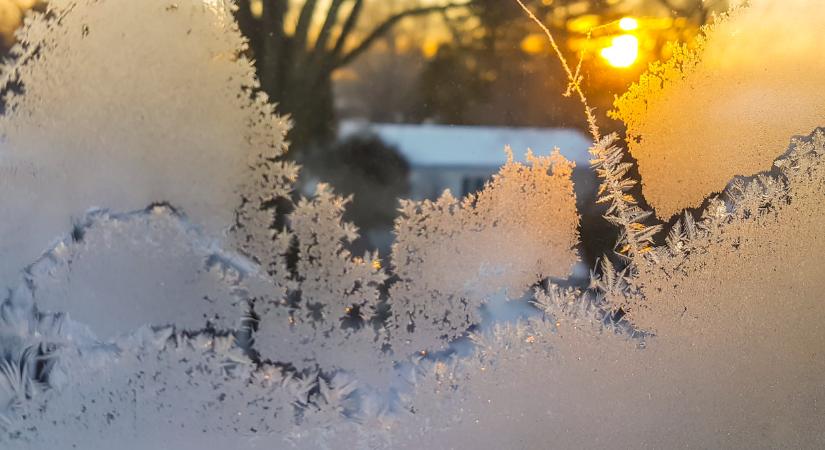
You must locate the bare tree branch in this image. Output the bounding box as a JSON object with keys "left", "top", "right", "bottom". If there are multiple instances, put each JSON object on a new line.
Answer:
{"left": 258, "top": 0, "right": 289, "bottom": 92}
{"left": 293, "top": 0, "right": 319, "bottom": 52}
{"left": 330, "top": 0, "right": 364, "bottom": 58}
{"left": 332, "top": 1, "right": 473, "bottom": 71}
{"left": 313, "top": 0, "right": 346, "bottom": 54}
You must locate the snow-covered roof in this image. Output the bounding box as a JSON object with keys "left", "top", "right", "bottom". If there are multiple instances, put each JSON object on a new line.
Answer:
{"left": 339, "top": 121, "right": 592, "bottom": 168}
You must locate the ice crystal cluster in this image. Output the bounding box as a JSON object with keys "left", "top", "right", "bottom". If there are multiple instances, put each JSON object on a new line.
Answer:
{"left": 0, "top": 0, "right": 289, "bottom": 285}
{"left": 0, "top": 0, "right": 580, "bottom": 447}
{"left": 389, "top": 149, "right": 579, "bottom": 354}
{"left": 611, "top": 0, "right": 825, "bottom": 219}
{"left": 387, "top": 129, "right": 825, "bottom": 449}
{"left": 0, "top": 0, "right": 824, "bottom": 448}
{"left": 16, "top": 206, "right": 263, "bottom": 339}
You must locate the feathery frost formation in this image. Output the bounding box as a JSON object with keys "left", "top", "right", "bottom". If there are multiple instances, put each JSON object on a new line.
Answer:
{"left": 612, "top": 0, "right": 825, "bottom": 219}
{"left": 390, "top": 149, "right": 579, "bottom": 354}
{"left": 2, "top": 0, "right": 825, "bottom": 448}
{"left": 386, "top": 129, "right": 825, "bottom": 450}
{"left": 0, "top": 0, "right": 581, "bottom": 446}
{"left": 0, "top": 0, "right": 289, "bottom": 285}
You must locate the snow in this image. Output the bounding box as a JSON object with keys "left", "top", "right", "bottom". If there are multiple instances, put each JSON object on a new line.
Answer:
{"left": 339, "top": 120, "right": 593, "bottom": 167}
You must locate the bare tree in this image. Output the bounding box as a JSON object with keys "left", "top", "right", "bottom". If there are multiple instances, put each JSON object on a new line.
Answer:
{"left": 235, "top": 0, "right": 471, "bottom": 154}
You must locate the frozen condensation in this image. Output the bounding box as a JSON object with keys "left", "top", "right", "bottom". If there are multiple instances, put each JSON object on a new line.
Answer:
{"left": 252, "top": 183, "right": 392, "bottom": 384}
{"left": 381, "top": 130, "right": 825, "bottom": 450}
{"left": 0, "top": 0, "right": 289, "bottom": 285}
{"left": 3, "top": 0, "right": 825, "bottom": 448}
{"left": 4, "top": 329, "right": 307, "bottom": 449}
{"left": 23, "top": 206, "right": 261, "bottom": 340}
{"left": 612, "top": 0, "right": 825, "bottom": 218}
{"left": 389, "top": 149, "right": 579, "bottom": 353}
{"left": 252, "top": 153, "right": 579, "bottom": 383}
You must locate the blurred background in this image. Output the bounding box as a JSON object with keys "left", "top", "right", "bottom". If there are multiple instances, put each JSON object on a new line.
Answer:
{"left": 0, "top": 0, "right": 728, "bottom": 268}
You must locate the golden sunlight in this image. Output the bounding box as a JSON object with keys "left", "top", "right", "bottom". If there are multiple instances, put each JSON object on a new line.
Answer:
{"left": 0, "top": 0, "right": 38, "bottom": 47}
{"left": 250, "top": 0, "right": 263, "bottom": 19}
{"left": 600, "top": 34, "right": 639, "bottom": 67}
{"left": 618, "top": 17, "right": 639, "bottom": 31}
{"left": 567, "top": 14, "right": 600, "bottom": 34}
{"left": 422, "top": 38, "right": 440, "bottom": 58}
{"left": 520, "top": 33, "right": 545, "bottom": 54}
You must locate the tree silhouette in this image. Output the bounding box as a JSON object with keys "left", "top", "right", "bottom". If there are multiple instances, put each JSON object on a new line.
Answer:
{"left": 235, "top": 0, "right": 470, "bottom": 155}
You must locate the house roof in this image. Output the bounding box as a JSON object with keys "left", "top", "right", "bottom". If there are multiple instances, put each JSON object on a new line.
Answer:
{"left": 339, "top": 121, "right": 593, "bottom": 168}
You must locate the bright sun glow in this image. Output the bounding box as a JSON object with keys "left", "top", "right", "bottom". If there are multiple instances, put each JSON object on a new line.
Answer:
{"left": 600, "top": 34, "right": 639, "bottom": 68}
{"left": 250, "top": 0, "right": 263, "bottom": 18}
{"left": 422, "top": 39, "right": 440, "bottom": 59}
{"left": 520, "top": 33, "right": 545, "bottom": 54}
{"left": 618, "top": 17, "right": 639, "bottom": 31}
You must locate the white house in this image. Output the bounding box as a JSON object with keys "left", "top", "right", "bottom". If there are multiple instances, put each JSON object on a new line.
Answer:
{"left": 339, "top": 121, "right": 593, "bottom": 201}
{"left": 336, "top": 121, "right": 596, "bottom": 281}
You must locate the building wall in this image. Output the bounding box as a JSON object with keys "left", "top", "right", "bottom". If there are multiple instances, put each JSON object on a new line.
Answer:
{"left": 409, "top": 166, "right": 499, "bottom": 200}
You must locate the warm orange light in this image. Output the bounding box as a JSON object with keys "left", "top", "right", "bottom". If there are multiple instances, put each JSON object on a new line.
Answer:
{"left": 520, "top": 33, "right": 545, "bottom": 54}
{"left": 422, "top": 39, "right": 440, "bottom": 59}
{"left": 250, "top": 0, "right": 263, "bottom": 19}
{"left": 0, "top": 0, "right": 23, "bottom": 46}
{"left": 567, "top": 14, "right": 600, "bottom": 34}
{"left": 618, "top": 17, "right": 639, "bottom": 31}
{"left": 600, "top": 34, "right": 639, "bottom": 68}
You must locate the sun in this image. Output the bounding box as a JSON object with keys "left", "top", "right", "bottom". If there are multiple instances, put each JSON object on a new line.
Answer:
{"left": 618, "top": 17, "right": 639, "bottom": 31}
{"left": 600, "top": 34, "right": 639, "bottom": 68}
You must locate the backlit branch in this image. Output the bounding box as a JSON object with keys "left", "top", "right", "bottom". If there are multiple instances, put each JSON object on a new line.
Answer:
{"left": 332, "top": 1, "right": 473, "bottom": 71}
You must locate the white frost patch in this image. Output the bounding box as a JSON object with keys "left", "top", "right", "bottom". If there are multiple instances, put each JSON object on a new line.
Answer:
{"left": 22, "top": 206, "right": 264, "bottom": 340}
{"left": 0, "top": 0, "right": 288, "bottom": 285}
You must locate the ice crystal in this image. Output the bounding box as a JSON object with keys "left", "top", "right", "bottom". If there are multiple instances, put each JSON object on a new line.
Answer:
{"left": 4, "top": 330, "right": 301, "bottom": 449}
{"left": 20, "top": 206, "right": 263, "bottom": 340}
{"left": 251, "top": 153, "right": 579, "bottom": 383}
{"left": 0, "top": 0, "right": 289, "bottom": 285}
{"left": 389, "top": 149, "right": 579, "bottom": 353}
{"left": 250, "top": 183, "right": 392, "bottom": 384}
{"left": 3, "top": 0, "right": 825, "bottom": 448}
{"left": 612, "top": 0, "right": 825, "bottom": 218}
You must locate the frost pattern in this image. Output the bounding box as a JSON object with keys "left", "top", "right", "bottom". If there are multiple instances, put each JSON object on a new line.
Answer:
{"left": 390, "top": 149, "right": 580, "bottom": 353}
{"left": 0, "top": 0, "right": 290, "bottom": 285}
{"left": 0, "top": 3, "right": 582, "bottom": 440}
{"left": 21, "top": 206, "right": 263, "bottom": 340}
{"left": 0, "top": 152, "right": 581, "bottom": 444}
{"left": 394, "top": 150, "right": 578, "bottom": 298}
{"left": 347, "top": 130, "right": 825, "bottom": 450}
{"left": 252, "top": 183, "right": 392, "bottom": 384}
{"left": 252, "top": 153, "right": 579, "bottom": 383}
{"left": 6, "top": 0, "right": 825, "bottom": 448}
{"left": 611, "top": 0, "right": 825, "bottom": 218}
{"left": 3, "top": 330, "right": 323, "bottom": 449}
